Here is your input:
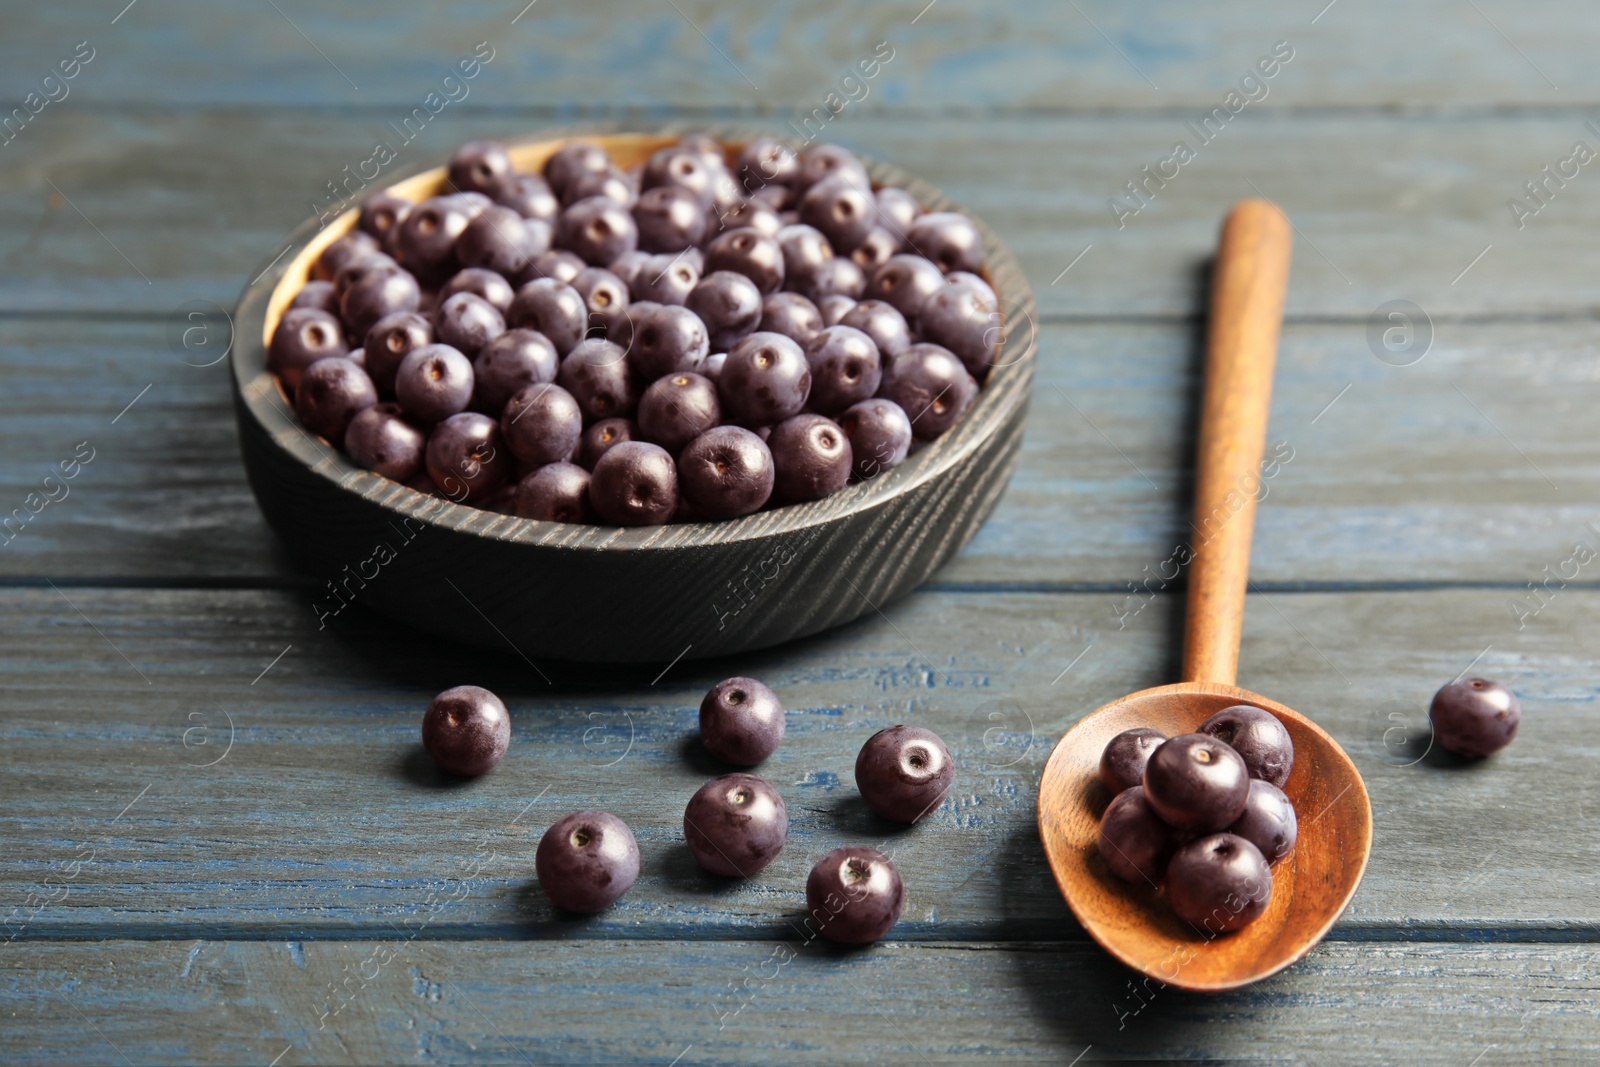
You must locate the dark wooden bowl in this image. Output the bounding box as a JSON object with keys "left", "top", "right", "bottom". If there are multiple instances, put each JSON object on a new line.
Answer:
{"left": 232, "top": 132, "right": 1037, "bottom": 664}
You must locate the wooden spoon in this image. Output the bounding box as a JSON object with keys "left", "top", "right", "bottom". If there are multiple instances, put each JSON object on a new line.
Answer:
{"left": 1037, "top": 200, "right": 1372, "bottom": 992}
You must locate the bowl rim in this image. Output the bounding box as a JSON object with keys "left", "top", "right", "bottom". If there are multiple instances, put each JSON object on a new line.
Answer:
{"left": 232, "top": 127, "right": 1038, "bottom": 553}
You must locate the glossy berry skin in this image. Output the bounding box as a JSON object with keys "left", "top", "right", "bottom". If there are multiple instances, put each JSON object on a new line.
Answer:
{"left": 557, "top": 195, "right": 638, "bottom": 266}
{"left": 839, "top": 300, "right": 912, "bottom": 359}
{"left": 759, "top": 291, "right": 823, "bottom": 345}
{"left": 855, "top": 724, "right": 954, "bottom": 823}
{"left": 805, "top": 846, "right": 903, "bottom": 946}
{"left": 520, "top": 249, "right": 586, "bottom": 287}
{"left": 422, "top": 685, "right": 511, "bottom": 776}
{"left": 1430, "top": 677, "right": 1521, "bottom": 757}
{"left": 344, "top": 402, "right": 425, "bottom": 482}
{"left": 736, "top": 136, "right": 799, "bottom": 192}
{"left": 449, "top": 139, "right": 517, "bottom": 199}
{"left": 866, "top": 254, "right": 946, "bottom": 321}
{"left": 577, "top": 417, "right": 637, "bottom": 470}
{"left": 803, "top": 325, "right": 881, "bottom": 416}
{"left": 456, "top": 205, "right": 541, "bottom": 280}
{"left": 837, "top": 398, "right": 912, "bottom": 481}
{"left": 629, "top": 253, "right": 700, "bottom": 306}
{"left": 875, "top": 186, "right": 922, "bottom": 234}
{"left": 514, "top": 461, "right": 594, "bottom": 523}
{"left": 1098, "top": 727, "right": 1166, "bottom": 794}
{"left": 719, "top": 332, "right": 811, "bottom": 426}
{"left": 1098, "top": 786, "right": 1177, "bottom": 886}
{"left": 501, "top": 382, "right": 583, "bottom": 467}
{"left": 589, "top": 441, "right": 678, "bottom": 526}
{"left": 800, "top": 174, "right": 878, "bottom": 252}
{"left": 683, "top": 773, "right": 788, "bottom": 877}
{"left": 363, "top": 311, "right": 433, "bottom": 396}
{"left": 700, "top": 677, "right": 785, "bottom": 764}
{"left": 794, "top": 256, "right": 866, "bottom": 305}
{"left": 294, "top": 357, "right": 376, "bottom": 445}
{"left": 359, "top": 193, "right": 411, "bottom": 244}
{"left": 633, "top": 184, "right": 708, "bottom": 253}
{"left": 559, "top": 339, "right": 637, "bottom": 421}
{"left": 907, "top": 211, "right": 984, "bottom": 274}
{"left": 1166, "top": 833, "right": 1273, "bottom": 933}
{"left": 641, "top": 145, "right": 734, "bottom": 210}
{"left": 945, "top": 271, "right": 997, "bottom": 310}
{"left": 341, "top": 268, "right": 422, "bottom": 340}
{"left": 1199, "top": 705, "right": 1295, "bottom": 787}
{"left": 818, "top": 294, "right": 855, "bottom": 327}
{"left": 269, "top": 308, "right": 347, "bottom": 393}
{"left": 291, "top": 279, "right": 340, "bottom": 315}
{"left": 395, "top": 344, "right": 475, "bottom": 425}
{"left": 795, "top": 143, "right": 870, "bottom": 193}
{"left": 569, "top": 267, "right": 630, "bottom": 335}
{"left": 918, "top": 281, "right": 999, "bottom": 378}
{"left": 536, "top": 810, "right": 640, "bottom": 914}
{"left": 617, "top": 303, "right": 700, "bottom": 383}
{"left": 1142, "top": 733, "right": 1251, "bottom": 834}
{"left": 425, "top": 412, "right": 511, "bottom": 503}
{"left": 543, "top": 141, "right": 613, "bottom": 201}
{"left": 435, "top": 291, "right": 506, "bottom": 357}
{"left": 563, "top": 166, "right": 636, "bottom": 208}
{"left": 776, "top": 224, "right": 833, "bottom": 282}
{"left": 508, "top": 278, "right": 588, "bottom": 356}
{"left": 717, "top": 198, "right": 782, "bottom": 240}
{"left": 392, "top": 195, "right": 473, "bottom": 284}
{"left": 769, "top": 414, "right": 852, "bottom": 503}
{"left": 704, "top": 227, "right": 785, "bottom": 295}
{"left": 440, "top": 267, "right": 516, "bottom": 314}
{"left": 881, "top": 344, "right": 978, "bottom": 441}
{"left": 638, "top": 372, "right": 721, "bottom": 454}
{"left": 496, "top": 173, "right": 560, "bottom": 224}
{"left": 472, "top": 328, "right": 559, "bottom": 415}
{"left": 700, "top": 352, "right": 726, "bottom": 386}
{"left": 315, "top": 230, "right": 381, "bottom": 281}
{"left": 849, "top": 228, "right": 900, "bottom": 274}
{"left": 677, "top": 425, "right": 774, "bottom": 519}
{"left": 686, "top": 271, "right": 763, "bottom": 350}
{"left": 1228, "top": 780, "right": 1298, "bottom": 865}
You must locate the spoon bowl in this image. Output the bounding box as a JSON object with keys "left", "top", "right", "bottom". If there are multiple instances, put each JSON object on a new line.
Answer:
{"left": 1037, "top": 681, "right": 1371, "bottom": 992}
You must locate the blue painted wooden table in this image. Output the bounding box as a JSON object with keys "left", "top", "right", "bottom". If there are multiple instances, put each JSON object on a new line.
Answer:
{"left": 3, "top": 2, "right": 1599, "bottom": 1063}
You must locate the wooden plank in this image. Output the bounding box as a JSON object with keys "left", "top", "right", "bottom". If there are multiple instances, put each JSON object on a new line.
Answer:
{"left": 4, "top": 111, "right": 1600, "bottom": 317}
{"left": 1, "top": 0, "right": 1594, "bottom": 112}
{"left": 0, "top": 586, "right": 1595, "bottom": 939}
{"left": 3, "top": 315, "right": 1595, "bottom": 587}
{"left": 3, "top": 939, "right": 1597, "bottom": 1065}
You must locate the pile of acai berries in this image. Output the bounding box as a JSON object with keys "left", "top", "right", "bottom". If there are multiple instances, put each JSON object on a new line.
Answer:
{"left": 1096, "top": 706, "right": 1298, "bottom": 934}
{"left": 269, "top": 134, "right": 1002, "bottom": 526}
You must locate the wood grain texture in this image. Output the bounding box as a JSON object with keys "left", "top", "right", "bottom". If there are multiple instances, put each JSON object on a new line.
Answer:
{"left": 1182, "top": 200, "right": 1292, "bottom": 686}
{"left": 1038, "top": 683, "right": 1369, "bottom": 991}
{"left": 0, "top": 585, "right": 1592, "bottom": 939}
{"left": 2, "top": 0, "right": 1597, "bottom": 111}
{"left": 10, "top": 111, "right": 1600, "bottom": 318}
{"left": 233, "top": 133, "right": 1035, "bottom": 662}
{"left": 3, "top": 316, "right": 1596, "bottom": 588}
{"left": 4, "top": 939, "right": 1597, "bottom": 1066}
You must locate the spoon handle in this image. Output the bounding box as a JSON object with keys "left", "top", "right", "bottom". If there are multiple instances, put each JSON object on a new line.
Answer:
{"left": 1181, "top": 199, "right": 1293, "bottom": 686}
